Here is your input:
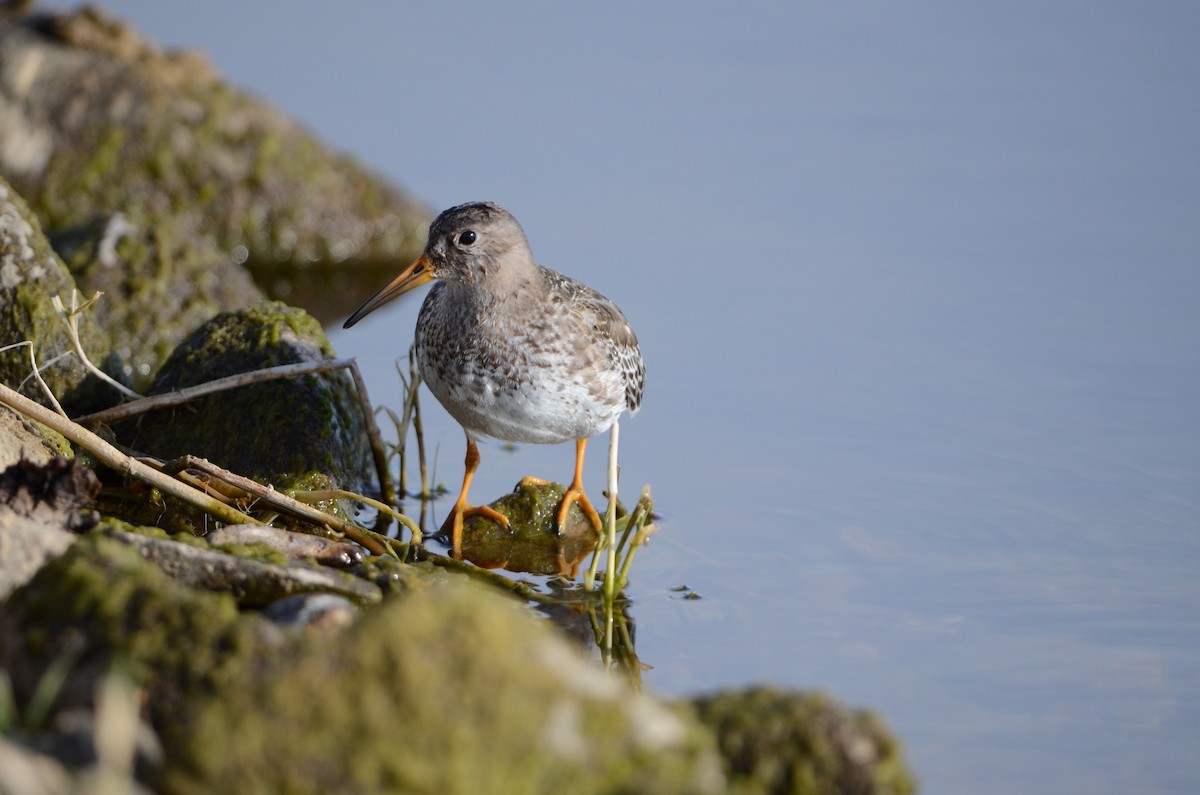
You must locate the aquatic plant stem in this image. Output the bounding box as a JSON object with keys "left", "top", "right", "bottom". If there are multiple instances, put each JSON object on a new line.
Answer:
{"left": 603, "top": 420, "right": 620, "bottom": 603}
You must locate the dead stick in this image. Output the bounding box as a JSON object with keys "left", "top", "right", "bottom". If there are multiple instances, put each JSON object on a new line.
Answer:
{"left": 76, "top": 359, "right": 355, "bottom": 423}
{"left": 74, "top": 357, "right": 396, "bottom": 522}
{"left": 161, "top": 456, "right": 391, "bottom": 556}
{"left": 344, "top": 358, "right": 397, "bottom": 516}
{"left": 0, "top": 383, "right": 254, "bottom": 527}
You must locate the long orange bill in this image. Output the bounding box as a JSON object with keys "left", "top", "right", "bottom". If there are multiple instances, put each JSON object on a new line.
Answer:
{"left": 343, "top": 253, "right": 434, "bottom": 329}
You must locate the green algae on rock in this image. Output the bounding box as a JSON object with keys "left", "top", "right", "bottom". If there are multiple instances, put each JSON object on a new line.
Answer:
{"left": 461, "top": 478, "right": 601, "bottom": 576}
{"left": 690, "top": 686, "right": 917, "bottom": 795}
{"left": 108, "top": 301, "right": 372, "bottom": 529}
{"left": 156, "top": 579, "right": 726, "bottom": 795}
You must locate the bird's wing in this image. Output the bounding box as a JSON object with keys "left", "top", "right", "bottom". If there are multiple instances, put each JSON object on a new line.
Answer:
{"left": 570, "top": 283, "right": 646, "bottom": 415}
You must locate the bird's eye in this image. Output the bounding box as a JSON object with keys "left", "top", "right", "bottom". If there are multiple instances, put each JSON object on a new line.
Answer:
{"left": 458, "top": 230, "right": 477, "bottom": 246}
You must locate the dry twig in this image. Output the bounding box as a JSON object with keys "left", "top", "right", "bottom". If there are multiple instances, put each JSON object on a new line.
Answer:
{"left": 0, "top": 382, "right": 254, "bottom": 526}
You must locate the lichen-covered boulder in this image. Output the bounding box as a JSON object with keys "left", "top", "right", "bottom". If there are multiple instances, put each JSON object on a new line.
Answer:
{"left": 0, "top": 176, "right": 119, "bottom": 413}
{"left": 0, "top": 4, "right": 429, "bottom": 325}
{"left": 51, "top": 212, "right": 264, "bottom": 391}
{"left": 109, "top": 301, "right": 371, "bottom": 530}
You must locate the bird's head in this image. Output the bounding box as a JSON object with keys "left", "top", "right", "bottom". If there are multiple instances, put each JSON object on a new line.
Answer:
{"left": 343, "top": 201, "right": 533, "bottom": 328}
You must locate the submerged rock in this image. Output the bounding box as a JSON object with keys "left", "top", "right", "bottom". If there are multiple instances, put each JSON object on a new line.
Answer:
{"left": 461, "top": 478, "right": 601, "bottom": 576}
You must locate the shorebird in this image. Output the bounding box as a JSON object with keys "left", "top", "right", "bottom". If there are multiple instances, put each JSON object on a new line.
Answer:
{"left": 344, "top": 202, "right": 644, "bottom": 558}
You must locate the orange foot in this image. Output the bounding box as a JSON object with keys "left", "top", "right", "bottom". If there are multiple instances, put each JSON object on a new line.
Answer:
{"left": 519, "top": 475, "right": 604, "bottom": 535}
{"left": 442, "top": 503, "right": 510, "bottom": 560}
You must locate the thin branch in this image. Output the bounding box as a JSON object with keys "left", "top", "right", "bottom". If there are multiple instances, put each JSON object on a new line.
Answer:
{"left": 158, "top": 456, "right": 394, "bottom": 557}
{"left": 72, "top": 356, "right": 396, "bottom": 528}
{"left": 344, "top": 358, "right": 396, "bottom": 512}
{"left": 0, "top": 341, "right": 67, "bottom": 418}
{"left": 75, "top": 359, "right": 359, "bottom": 424}
{"left": 52, "top": 292, "right": 141, "bottom": 401}
{"left": 290, "top": 488, "right": 422, "bottom": 544}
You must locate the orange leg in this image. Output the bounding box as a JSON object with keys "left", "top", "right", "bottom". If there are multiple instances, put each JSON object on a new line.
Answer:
{"left": 520, "top": 438, "right": 603, "bottom": 534}
{"left": 443, "top": 439, "right": 510, "bottom": 558}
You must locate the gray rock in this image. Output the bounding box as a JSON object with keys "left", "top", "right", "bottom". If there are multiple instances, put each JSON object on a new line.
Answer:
{"left": 0, "top": 737, "right": 73, "bottom": 795}
{"left": 50, "top": 212, "right": 264, "bottom": 391}
{"left": 0, "top": 508, "right": 73, "bottom": 601}
{"left": 262, "top": 593, "right": 359, "bottom": 632}
{"left": 108, "top": 529, "right": 381, "bottom": 607}
{"left": 207, "top": 523, "right": 363, "bottom": 567}
{"left": 0, "top": 403, "right": 70, "bottom": 469}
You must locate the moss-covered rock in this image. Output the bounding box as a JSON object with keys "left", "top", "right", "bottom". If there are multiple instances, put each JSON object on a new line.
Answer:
{"left": 0, "top": 533, "right": 268, "bottom": 748}
{"left": 0, "top": 4, "right": 429, "bottom": 324}
{"left": 51, "top": 212, "right": 264, "bottom": 391}
{"left": 0, "top": 176, "right": 119, "bottom": 413}
{"left": 690, "top": 687, "right": 917, "bottom": 795}
{"left": 157, "top": 578, "right": 726, "bottom": 795}
{"left": 108, "top": 301, "right": 372, "bottom": 529}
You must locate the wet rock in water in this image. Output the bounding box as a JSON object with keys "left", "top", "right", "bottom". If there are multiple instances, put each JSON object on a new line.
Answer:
{"left": 105, "top": 526, "right": 382, "bottom": 607}
{"left": 206, "top": 524, "right": 364, "bottom": 568}
{"left": 51, "top": 212, "right": 263, "bottom": 391}
{"left": 106, "top": 301, "right": 372, "bottom": 531}
{"left": 690, "top": 686, "right": 917, "bottom": 795}
{"left": 461, "top": 479, "right": 601, "bottom": 576}
{"left": 156, "top": 578, "right": 726, "bottom": 795}
{"left": 0, "top": 176, "right": 121, "bottom": 414}
{"left": 0, "top": 4, "right": 429, "bottom": 324}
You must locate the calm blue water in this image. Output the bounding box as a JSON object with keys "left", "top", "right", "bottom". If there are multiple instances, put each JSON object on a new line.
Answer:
{"left": 47, "top": 2, "right": 1200, "bottom": 792}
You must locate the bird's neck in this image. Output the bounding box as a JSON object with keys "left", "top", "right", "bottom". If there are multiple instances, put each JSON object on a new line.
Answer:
{"left": 450, "top": 259, "right": 547, "bottom": 311}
